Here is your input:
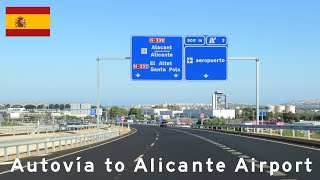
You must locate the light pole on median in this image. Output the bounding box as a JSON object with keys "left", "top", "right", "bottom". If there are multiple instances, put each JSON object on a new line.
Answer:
{"left": 96, "top": 57, "right": 131, "bottom": 132}
{"left": 228, "top": 57, "right": 260, "bottom": 128}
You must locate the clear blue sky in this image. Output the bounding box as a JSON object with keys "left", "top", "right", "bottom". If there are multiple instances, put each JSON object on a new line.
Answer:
{"left": 1, "top": 0, "right": 319, "bottom": 106}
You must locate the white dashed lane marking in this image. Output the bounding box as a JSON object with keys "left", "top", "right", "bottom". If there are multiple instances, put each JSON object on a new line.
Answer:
{"left": 238, "top": 155, "right": 250, "bottom": 159}
{"left": 245, "top": 158, "right": 259, "bottom": 163}
{"left": 168, "top": 128, "right": 290, "bottom": 178}
{"left": 134, "top": 154, "right": 144, "bottom": 162}
{"left": 231, "top": 152, "right": 242, "bottom": 155}
{"left": 267, "top": 171, "right": 287, "bottom": 176}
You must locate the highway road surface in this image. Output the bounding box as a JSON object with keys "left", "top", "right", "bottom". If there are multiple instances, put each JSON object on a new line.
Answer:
{"left": 0, "top": 124, "right": 319, "bottom": 180}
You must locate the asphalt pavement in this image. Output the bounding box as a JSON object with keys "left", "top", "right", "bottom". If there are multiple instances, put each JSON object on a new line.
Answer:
{"left": 0, "top": 124, "right": 319, "bottom": 180}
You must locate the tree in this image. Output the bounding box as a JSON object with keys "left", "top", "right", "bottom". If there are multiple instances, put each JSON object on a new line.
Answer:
{"left": 128, "top": 108, "right": 141, "bottom": 117}
{"left": 282, "top": 112, "right": 297, "bottom": 123}
{"left": 108, "top": 106, "right": 128, "bottom": 119}
{"left": 242, "top": 108, "right": 255, "bottom": 121}
{"left": 167, "top": 105, "right": 181, "bottom": 111}
{"left": 265, "top": 112, "right": 274, "bottom": 120}
{"left": 314, "top": 114, "right": 320, "bottom": 121}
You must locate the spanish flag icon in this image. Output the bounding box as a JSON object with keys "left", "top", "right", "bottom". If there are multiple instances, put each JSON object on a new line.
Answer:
{"left": 6, "top": 7, "right": 50, "bottom": 36}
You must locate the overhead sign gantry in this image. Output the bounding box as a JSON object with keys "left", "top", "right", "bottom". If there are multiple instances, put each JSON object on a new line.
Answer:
{"left": 131, "top": 35, "right": 227, "bottom": 81}
{"left": 184, "top": 36, "right": 227, "bottom": 80}
{"left": 131, "top": 36, "right": 183, "bottom": 80}
{"left": 96, "top": 35, "right": 260, "bottom": 131}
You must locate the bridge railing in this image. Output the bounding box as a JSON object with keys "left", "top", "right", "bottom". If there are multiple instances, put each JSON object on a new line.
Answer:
{"left": 0, "top": 126, "right": 37, "bottom": 136}
{"left": 0, "top": 130, "right": 120, "bottom": 161}
{"left": 66, "top": 124, "right": 98, "bottom": 131}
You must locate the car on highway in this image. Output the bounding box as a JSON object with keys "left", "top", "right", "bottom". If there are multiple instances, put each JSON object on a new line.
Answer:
{"left": 58, "top": 123, "right": 68, "bottom": 132}
{"left": 160, "top": 120, "right": 167, "bottom": 127}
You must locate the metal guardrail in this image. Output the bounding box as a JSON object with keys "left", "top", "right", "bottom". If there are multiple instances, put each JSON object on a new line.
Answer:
{"left": 0, "top": 130, "right": 120, "bottom": 161}
{"left": 133, "top": 122, "right": 320, "bottom": 140}
{"left": 0, "top": 125, "right": 100, "bottom": 136}
{"left": 0, "top": 126, "right": 37, "bottom": 136}
{"left": 185, "top": 124, "right": 320, "bottom": 131}
{"left": 66, "top": 124, "right": 98, "bottom": 130}
{"left": 165, "top": 124, "right": 320, "bottom": 140}
{"left": 0, "top": 126, "right": 37, "bottom": 130}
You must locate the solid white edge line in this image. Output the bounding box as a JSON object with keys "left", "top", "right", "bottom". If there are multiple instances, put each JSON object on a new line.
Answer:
{"left": 184, "top": 127, "right": 320, "bottom": 152}
{"left": 0, "top": 162, "right": 14, "bottom": 165}
{"left": 134, "top": 154, "right": 144, "bottom": 162}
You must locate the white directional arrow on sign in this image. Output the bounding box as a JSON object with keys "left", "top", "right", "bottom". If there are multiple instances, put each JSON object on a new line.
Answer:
{"left": 135, "top": 73, "right": 141, "bottom": 78}
{"left": 174, "top": 73, "right": 179, "bottom": 78}
{"left": 203, "top": 74, "right": 209, "bottom": 78}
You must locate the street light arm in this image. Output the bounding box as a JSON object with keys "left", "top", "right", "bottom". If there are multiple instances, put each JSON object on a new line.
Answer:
{"left": 228, "top": 57, "right": 259, "bottom": 61}
{"left": 97, "top": 57, "right": 131, "bottom": 61}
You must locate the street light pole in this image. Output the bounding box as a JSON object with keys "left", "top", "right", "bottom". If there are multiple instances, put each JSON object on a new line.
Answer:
{"left": 96, "top": 57, "right": 130, "bottom": 131}
{"left": 256, "top": 58, "right": 260, "bottom": 126}
{"left": 228, "top": 57, "right": 260, "bottom": 126}
{"left": 96, "top": 57, "right": 101, "bottom": 131}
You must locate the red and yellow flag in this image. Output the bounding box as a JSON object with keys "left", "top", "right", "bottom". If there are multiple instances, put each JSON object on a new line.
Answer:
{"left": 6, "top": 7, "right": 50, "bottom": 36}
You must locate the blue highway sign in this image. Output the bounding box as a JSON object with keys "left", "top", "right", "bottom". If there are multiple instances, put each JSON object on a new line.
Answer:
{"left": 184, "top": 36, "right": 228, "bottom": 80}
{"left": 90, "top": 109, "right": 96, "bottom": 115}
{"left": 131, "top": 36, "right": 183, "bottom": 80}
{"left": 259, "top": 111, "right": 267, "bottom": 117}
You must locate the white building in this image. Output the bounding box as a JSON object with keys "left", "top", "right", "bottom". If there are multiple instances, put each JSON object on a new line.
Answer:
{"left": 275, "top": 105, "right": 286, "bottom": 113}
{"left": 10, "top": 113, "right": 20, "bottom": 119}
{"left": 7, "top": 108, "right": 26, "bottom": 119}
{"left": 70, "top": 103, "right": 92, "bottom": 117}
{"left": 141, "top": 108, "right": 155, "bottom": 116}
{"left": 285, "top": 105, "right": 296, "bottom": 114}
{"left": 212, "top": 110, "right": 235, "bottom": 119}
{"left": 183, "top": 109, "right": 212, "bottom": 118}
{"left": 183, "top": 109, "right": 235, "bottom": 119}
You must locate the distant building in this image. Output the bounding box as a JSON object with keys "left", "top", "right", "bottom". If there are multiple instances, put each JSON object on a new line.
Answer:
{"left": 264, "top": 104, "right": 295, "bottom": 114}
{"left": 285, "top": 105, "right": 296, "bottom": 114}
{"left": 275, "top": 105, "right": 286, "bottom": 113}
{"left": 70, "top": 103, "right": 92, "bottom": 117}
{"left": 212, "top": 110, "right": 235, "bottom": 119}
{"left": 235, "top": 107, "right": 243, "bottom": 116}
{"left": 141, "top": 108, "right": 155, "bottom": 116}
{"left": 265, "top": 105, "right": 275, "bottom": 113}
{"left": 183, "top": 109, "right": 235, "bottom": 119}
{"left": 140, "top": 108, "right": 184, "bottom": 119}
